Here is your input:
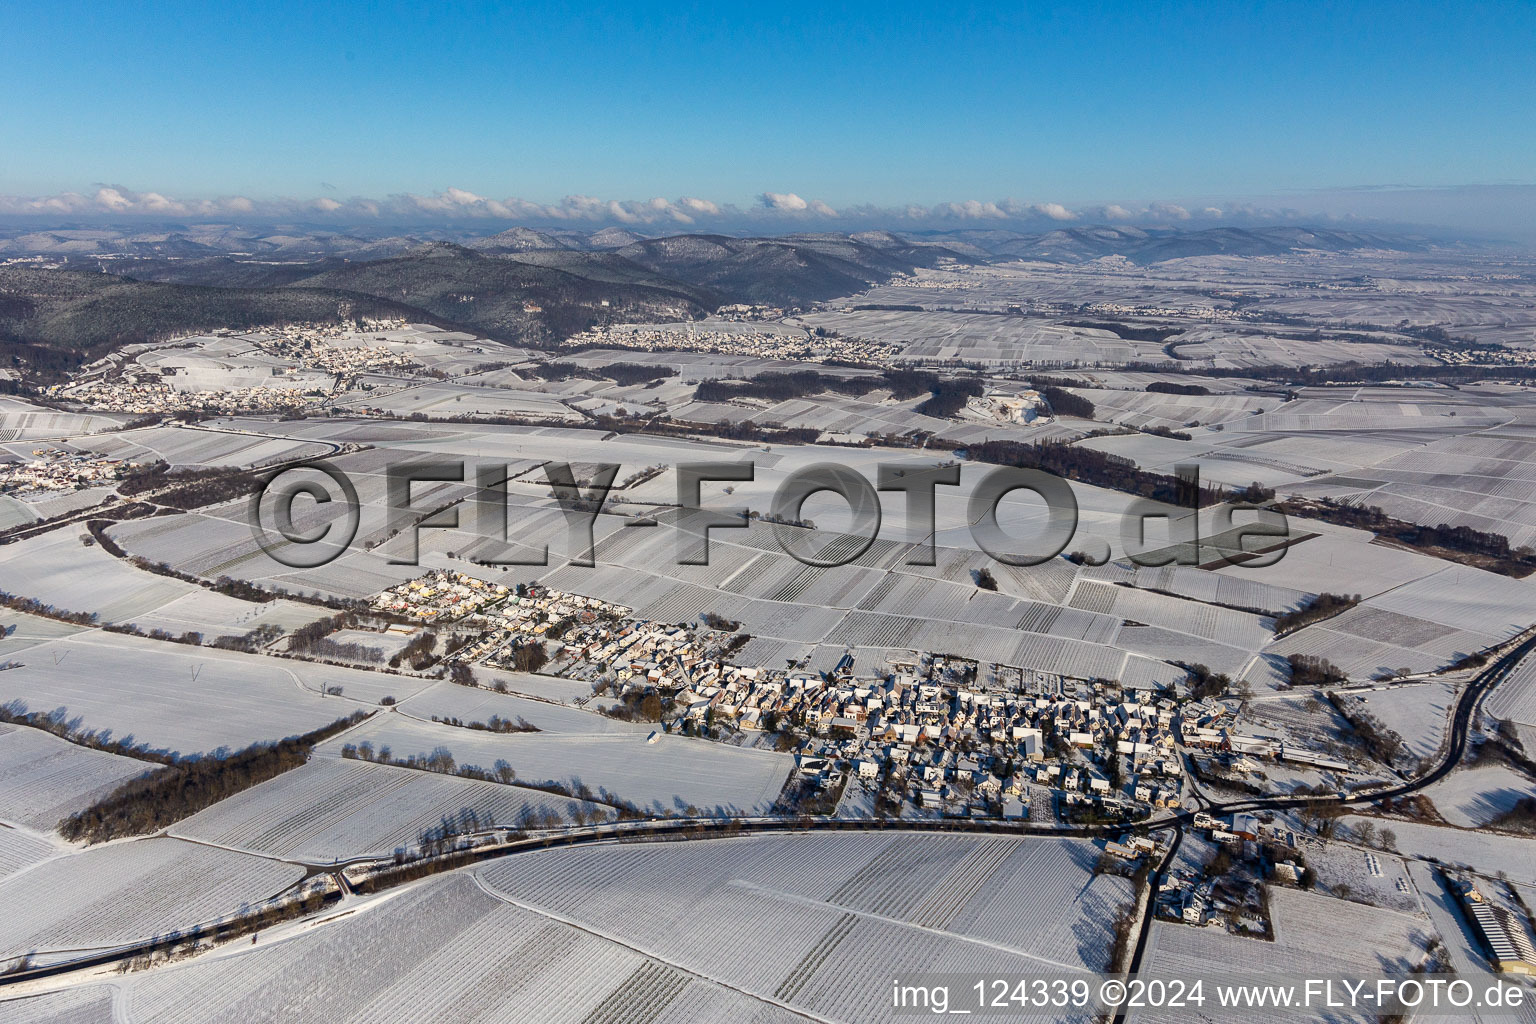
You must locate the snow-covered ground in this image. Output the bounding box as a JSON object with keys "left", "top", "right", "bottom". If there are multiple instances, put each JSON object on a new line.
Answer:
{"left": 0, "top": 723, "right": 151, "bottom": 833}
{"left": 1488, "top": 654, "right": 1536, "bottom": 728}
{"left": 0, "top": 631, "right": 435, "bottom": 755}
{"left": 1344, "top": 679, "right": 1458, "bottom": 763}
{"left": 169, "top": 757, "right": 600, "bottom": 862}
{"left": 0, "top": 833, "right": 1128, "bottom": 1024}
{"left": 394, "top": 682, "right": 632, "bottom": 734}
{"left": 1304, "top": 838, "right": 1420, "bottom": 914}
{"left": 1420, "top": 763, "right": 1533, "bottom": 828}
{"left": 314, "top": 713, "right": 793, "bottom": 816}
{"left": 0, "top": 836, "right": 303, "bottom": 962}
{"left": 1134, "top": 886, "right": 1435, "bottom": 1024}
{"left": 1340, "top": 816, "right": 1536, "bottom": 883}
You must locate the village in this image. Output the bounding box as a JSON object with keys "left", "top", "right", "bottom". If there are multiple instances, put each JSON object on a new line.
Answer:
{"left": 48, "top": 376, "right": 322, "bottom": 416}
{"left": 0, "top": 448, "right": 131, "bottom": 496}
{"left": 559, "top": 320, "right": 899, "bottom": 364}
{"left": 240, "top": 320, "right": 424, "bottom": 376}
{"left": 360, "top": 569, "right": 1384, "bottom": 840}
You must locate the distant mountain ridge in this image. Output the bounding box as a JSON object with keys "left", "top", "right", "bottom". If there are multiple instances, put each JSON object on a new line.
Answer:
{"left": 0, "top": 222, "right": 1444, "bottom": 379}
{"left": 0, "top": 221, "right": 1435, "bottom": 266}
{"left": 906, "top": 224, "right": 1430, "bottom": 264}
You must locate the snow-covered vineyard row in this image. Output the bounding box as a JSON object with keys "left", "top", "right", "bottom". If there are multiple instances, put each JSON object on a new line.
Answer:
{"left": 169, "top": 758, "right": 599, "bottom": 862}
{"left": 0, "top": 724, "right": 150, "bottom": 833}
{"left": 0, "top": 834, "right": 1120, "bottom": 1024}
{"left": 0, "top": 837, "right": 303, "bottom": 962}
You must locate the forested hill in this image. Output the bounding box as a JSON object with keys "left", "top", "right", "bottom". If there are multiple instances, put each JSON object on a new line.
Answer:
{"left": 0, "top": 266, "right": 438, "bottom": 377}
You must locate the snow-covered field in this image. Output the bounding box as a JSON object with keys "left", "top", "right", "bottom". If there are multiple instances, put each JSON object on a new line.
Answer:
{"left": 1487, "top": 653, "right": 1536, "bottom": 727}
{"left": 170, "top": 757, "right": 600, "bottom": 861}
{"left": 1419, "top": 763, "right": 1533, "bottom": 828}
{"left": 0, "top": 824, "right": 54, "bottom": 882}
{"left": 315, "top": 714, "right": 793, "bottom": 815}
{"left": 395, "top": 682, "right": 632, "bottom": 734}
{"left": 0, "top": 833, "right": 1127, "bottom": 1024}
{"left": 0, "top": 837, "right": 302, "bottom": 961}
{"left": 1339, "top": 816, "right": 1536, "bottom": 883}
{"left": 1133, "top": 886, "right": 1433, "bottom": 1024}
{"left": 478, "top": 832, "right": 1130, "bottom": 1021}
{"left": 0, "top": 723, "right": 151, "bottom": 833}
{"left": 0, "top": 530, "right": 204, "bottom": 622}
{"left": 1303, "top": 839, "right": 1419, "bottom": 914}
{"left": 1340, "top": 680, "right": 1458, "bottom": 762}
{"left": 0, "top": 631, "right": 412, "bottom": 756}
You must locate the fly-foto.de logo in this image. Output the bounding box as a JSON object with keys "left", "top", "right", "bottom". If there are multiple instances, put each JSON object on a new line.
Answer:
{"left": 249, "top": 459, "right": 1289, "bottom": 571}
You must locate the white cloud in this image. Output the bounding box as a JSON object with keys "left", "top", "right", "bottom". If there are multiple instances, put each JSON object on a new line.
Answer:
{"left": 1148, "top": 201, "right": 1191, "bottom": 220}
{"left": 760, "top": 191, "right": 810, "bottom": 212}
{"left": 1032, "top": 202, "right": 1076, "bottom": 221}
{"left": 0, "top": 184, "right": 1410, "bottom": 235}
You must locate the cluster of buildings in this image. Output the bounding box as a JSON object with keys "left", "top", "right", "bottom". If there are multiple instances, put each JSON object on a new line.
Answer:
{"left": 714, "top": 304, "right": 787, "bottom": 321}
{"left": 0, "top": 449, "right": 130, "bottom": 496}
{"left": 1156, "top": 812, "right": 1305, "bottom": 935}
{"left": 1080, "top": 301, "right": 1249, "bottom": 322}
{"left": 1428, "top": 345, "right": 1536, "bottom": 367}
{"left": 370, "top": 571, "right": 1216, "bottom": 822}
{"left": 381, "top": 576, "right": 747, "bottom": 690}
{"left": 52, "top": 377, "right": 320, "bottom": 415}
{"left": 371, "top": 570, "right": 510, "bottom": 622}
{"left": 559, "top": 323, "right": 898, "bottom": 364}
{"left": 672, "top": 654, "right": 1187, "bottom": 820}
{"left": 1180, "top": 699, "right": 1354, "bottom": 776}
{"left": 243, "top": 321, "right": 422, "bottom": 375}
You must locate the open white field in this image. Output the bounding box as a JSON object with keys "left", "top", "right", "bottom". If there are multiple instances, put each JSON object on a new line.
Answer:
{"left": 0, "top": 723, "right": 151, "bottom": 833}
{"left": 0, "top": 984, "right": 117, "bottom": 1023}
{"left": 315, "top": 713, "right": 792, "bottom": 815}
{"left": 0, "top": 396, "right": 130, "bottom": 441}
{"left": 0, "top": 530, "right": 205, "bottom": 622}
{"left": 1082, "top": 388, "right": 1517, "bottom": 488}
{"left": 170, "top": 757, "right": 600, "bottom": 862}
{"left": 1302, "top": 839, "right": 1420, "bottom": 914}
{"left": 1063, "top": 385, "right": 1282, "bottom": 430}
{"left": 97, "top": 874, "right": 819, "bottom": 1024}
{"left": 798, "top": 308, "right": 1168, "bottom": 365}
{"left": 0, "top": 836, "right": 303, "bottom": 962}
{"left": 0, "top": 495, "right": 39, "bottom": 532}
{"left": 1133, "top": 886, "right": 1434, "bottom": 1024}
{"left": 0, "top": 611, "right": 91, "bottom": 660}
{"left": 1, "top": 834, "right": 1130, "bottom": 1023}
{"left": 1420, "top": 763, "right": 1533, "bottom": 828}
{"left": 396, "top": 682, "right": 632, "bottom": 734}
{"left": 355, "top": 381, "right": 583, "bottom": 421}
{"left": 0, "top": 823, "right": 55, "bottom": 882}
{"left": 1167, "top": 325, "right": 1437, "bottom": 369}
{"left": 477, "top": 832, "right": 1131, "bottom": 1020}
{"left": 0, "top": 631, "right": 415, "bottom": 756}
{"left": 1339, "top": 816, "right": 1536, "bottom": 883}
{"left": 1335, "top": 681, "right": 1458, "bottom": 762}
{"left": 126, "top": 591, "right": 331, "bottom": 639}
{"left": 0, "top": 521, "right": 328, "bottom": 639}
{"left": 668, "top": 391, "right": 958, "bottom": 439}
{"left": 69, "top": 424, "right": 333, "bottom": 469}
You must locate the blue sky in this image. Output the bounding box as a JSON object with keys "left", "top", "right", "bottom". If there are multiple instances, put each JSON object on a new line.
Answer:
{"left": 2, "top": 1, "right": 1532, "bottom": 231}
